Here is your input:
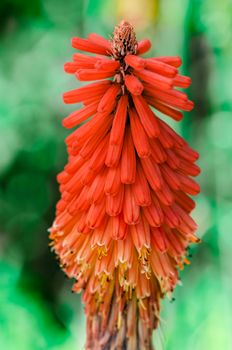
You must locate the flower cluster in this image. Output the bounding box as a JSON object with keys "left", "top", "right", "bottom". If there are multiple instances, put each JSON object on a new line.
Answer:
{"left": 50, "top": 21, "right": 200, "bottom": 350}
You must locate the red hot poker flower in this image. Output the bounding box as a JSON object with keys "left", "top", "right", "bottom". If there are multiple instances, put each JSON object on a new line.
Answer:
{"left": 50, "top": 21, "right": 200, "bottom": 350}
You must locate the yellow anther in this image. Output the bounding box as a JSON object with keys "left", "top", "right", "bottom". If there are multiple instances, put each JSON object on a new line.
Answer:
{"left": 97, "top": 246, "right": 107, "bottom": 259}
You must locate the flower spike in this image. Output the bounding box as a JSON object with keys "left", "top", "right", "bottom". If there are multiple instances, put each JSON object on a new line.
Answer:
{"left": 50, "top": 20, "right": 200, "bottom": 350}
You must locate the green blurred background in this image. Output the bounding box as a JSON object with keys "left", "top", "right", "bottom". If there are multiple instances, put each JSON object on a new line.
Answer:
{"left": 0, "top": 0, "right": 232, "bottom": 349}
